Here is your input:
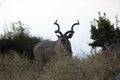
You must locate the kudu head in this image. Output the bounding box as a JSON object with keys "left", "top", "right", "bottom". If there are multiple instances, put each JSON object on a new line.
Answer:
{"left": 54, "top": 19, "right": 79, "bottom": 56}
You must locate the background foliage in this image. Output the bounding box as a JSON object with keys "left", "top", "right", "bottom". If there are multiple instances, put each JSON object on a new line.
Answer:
{"left": 89, "top": 12, "right": 120, "bottom": 50}
{"left": 0, "top": 21, "right": 43, "bottom": 58}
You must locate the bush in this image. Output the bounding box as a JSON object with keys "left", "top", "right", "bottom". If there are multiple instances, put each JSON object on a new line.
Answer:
{"left": 0, "top": 21, "right": 42, "bottom": 58}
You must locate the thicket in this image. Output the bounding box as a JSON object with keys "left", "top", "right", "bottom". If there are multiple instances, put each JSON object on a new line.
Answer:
{"left": 89, "top": 12, "right": 120, "bottom": 50}
{"left": 0, "top": 21, "right": 42, "bottom": 58}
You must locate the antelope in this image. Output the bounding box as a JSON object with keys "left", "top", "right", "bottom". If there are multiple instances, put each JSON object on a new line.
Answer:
{"left": 33, "top": 20, "right": 79, "bottom": 70}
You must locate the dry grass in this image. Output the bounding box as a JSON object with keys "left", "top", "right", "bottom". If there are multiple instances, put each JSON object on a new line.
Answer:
{"left": 0, "top": 51, "right": 120, "bottom": 80}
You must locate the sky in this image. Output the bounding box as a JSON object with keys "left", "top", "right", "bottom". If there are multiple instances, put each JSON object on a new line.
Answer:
{"left": 0, "top": 0, "right": 120, "bottom": 57}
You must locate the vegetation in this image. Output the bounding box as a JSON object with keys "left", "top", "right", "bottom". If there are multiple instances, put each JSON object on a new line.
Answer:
{"left": 0, "top": 12, "right": 120, "bottom": 80}
{"left": 89, "top": 12, "right": 120, "bottom": 50}
{"left": 0, "top": 51, "right": 120, "bottom": 80}
{"left": 0, "top": 21, "right": 42, "bottom": 58}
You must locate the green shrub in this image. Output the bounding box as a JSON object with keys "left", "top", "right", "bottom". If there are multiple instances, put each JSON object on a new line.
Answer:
{"left": 0, "top": 21, "right": 42, "bottom": 58}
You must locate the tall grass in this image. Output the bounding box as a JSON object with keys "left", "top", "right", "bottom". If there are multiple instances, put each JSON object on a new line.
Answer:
{"left": 0, "top": 51, "right": 120, "bottom": 80}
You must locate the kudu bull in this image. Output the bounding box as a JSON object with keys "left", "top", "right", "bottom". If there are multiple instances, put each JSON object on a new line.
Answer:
{"left": 33, "top": 20, "right": 79, "bottom": 69}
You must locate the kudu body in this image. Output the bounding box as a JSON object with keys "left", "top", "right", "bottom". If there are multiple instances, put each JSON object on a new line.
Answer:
{"left": 33, "top": 20, "right": 79, "bottom": 69}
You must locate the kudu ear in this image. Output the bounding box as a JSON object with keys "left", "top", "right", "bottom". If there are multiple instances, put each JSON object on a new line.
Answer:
{"left": 65, "top": 31, "right": 74, "bottom": 39}
{"left": 55, "top": 33, "right": 61, "bottom": 38}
